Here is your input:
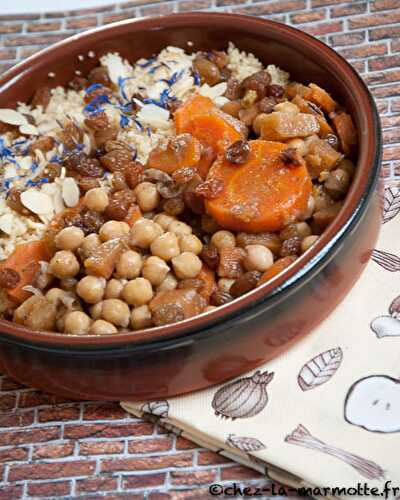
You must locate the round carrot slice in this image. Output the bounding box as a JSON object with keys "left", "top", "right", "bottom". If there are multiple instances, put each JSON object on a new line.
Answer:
{"left": 205, "top": 140, "right": 312, "bottom": 233}
{"left": 174, "top": 94, "right": 215, "bottom": 134}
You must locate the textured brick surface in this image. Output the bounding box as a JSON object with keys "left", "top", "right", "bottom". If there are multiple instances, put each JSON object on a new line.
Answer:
{"left": 0, "top": 1, "right": 399, "bottom": 498}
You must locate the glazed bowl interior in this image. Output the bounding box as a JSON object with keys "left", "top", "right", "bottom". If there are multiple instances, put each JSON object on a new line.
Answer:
{"left": 0, "top": 13, "right": 380, "bottom": 347}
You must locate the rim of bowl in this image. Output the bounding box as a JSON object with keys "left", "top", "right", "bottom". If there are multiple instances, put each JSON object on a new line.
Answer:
{"left": 0, "top": 12, "right": 381, "bottom": 348}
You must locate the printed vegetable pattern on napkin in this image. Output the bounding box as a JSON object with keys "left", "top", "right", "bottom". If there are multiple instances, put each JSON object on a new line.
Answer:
{"left": 122, "top": 186, "right": 400, "bottom": 494}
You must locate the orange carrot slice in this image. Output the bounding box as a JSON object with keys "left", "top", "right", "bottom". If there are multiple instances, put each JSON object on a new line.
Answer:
{"left": 308, "top": 83, "right": 337, "bottom": 114}
{"left": 174, "top": 94, "right": 215, "bottom": 133}
{"left": 175, "top": 94, "right": 246, "bottom": 154}
{"left": 0, "top": 240, "right": 53, "bottom": 303}
{"left": 258, "top": 256, "right": 297, "bottom": 285}
{"left": 205, "top": 140, "right": 312, "bottom": 233}
{"left": 147, "top": 133, "right": 202, "bottom": 174}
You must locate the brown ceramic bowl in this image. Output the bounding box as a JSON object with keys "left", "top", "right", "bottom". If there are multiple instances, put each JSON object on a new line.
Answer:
{"left": 0, "top": 13, "right": 381, "bottom": 401}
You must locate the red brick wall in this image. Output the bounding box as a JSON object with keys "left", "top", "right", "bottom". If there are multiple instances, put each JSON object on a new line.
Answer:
{"left": 0, "top": 1, "right": 399, "bottom": 498}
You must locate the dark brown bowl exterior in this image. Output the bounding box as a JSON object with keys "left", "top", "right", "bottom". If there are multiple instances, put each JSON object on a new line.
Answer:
{"left": 0, "top": 13, "right": 381, "bottom": 400}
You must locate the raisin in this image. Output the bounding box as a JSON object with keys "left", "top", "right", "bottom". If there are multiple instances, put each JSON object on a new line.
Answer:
{"left": 112, "top": 171, "right": 129, "bottom": 191}
{"left": 209, "top": 50, "right": 229, "bottom": 69}
{"left": 105, "top": 190, "right": 136, "bottom": 221}
{"left": 7, "top": 189, "right": 31, "bottom": 216}
{"left": 266, "top": 84, "right": 285, "bottom": 98}
{"left": 84, "top": 86, "right": 113, "bottom": 104}
{"left": 65, "top": 208, "right": 104, "bottom": 235}
{"left": 157, "top": 180, "right": 184, "bottom": 199}
{"left": 104, "top": 140, "right": 131, "bottom": 153}
{"left": 100, "top": 149, "right": 132, "bottom": 172}
{"left": 218, "top": 247, "right": 246, "bottom": 279}
{"left": 172, "top": 167, "right": 197, "bottom": 185}
{"left": 195, "top": 179, "right": 224, "bottom": 200}
{"left": 44, "top": 163, "right": 62, "bottom": 182}
{"left": 0, "top": 268, "right": 20, "bottom": 289}
{"left": 163, "top": 197, "right": 185, "bottom": 216}
{"left": 125, "top": 162, "right": 144, "bottom": 189}
{"left": 225, "top": 140, "right": 250, "bottom": 164}
{"left": 88, "top": 66, "right": 111, "bottom": 87}
{"left": 230, "top": 271, "right": 262, "bottom": 298}
{"left": 28, "top": 136, "right": 54, "bottom": 154}
{"left": 224, "top": 78, "right": 241, "bottom": 100}
{"left": 94, "top": 125, "right": 118, "bottom": 147}
{"left": 280, "top": 147, "right": 302, "bottom": 167}
{"left": 183, "top": 191, "right": 205, "bottom": 215}
{"left": 220, "top": 66, "right": 232, "bottom": 81}
{"left": 31, "top": 87, "right": 51, "bottom": 110}
{"left": 152, "top": 303, "right": 185, "bottom": 326}
{"left": 193, "top": 55, "right": 221, "bottom": 86}
{"left": 177, "top": 278, "right": 205, "bottom": 291}
{"left": 59, "top": 122, "right": 84, "bottom": 150}
{"left": 221, "top": 100, "right": 241, "bottom": 118}
{"left": 258, "top": 96, "right": 277, "bottom": 114}
{"left": 200, "top": 245, "right": 219, "bottom": 270}
{"left": 241, "top": 71, "right": 271, "bottom": 99}
{"left": 78, "top": 176, "right": 101, "bottom": 192}
{"left": 280, "top": 236, "right": 301, "bottom": 257}
{"left": 210, "top": 289, "right": 232, "bottom": 306}
{"left": 84, "top": 111, "right": 109, "bottom": 131}
{"left": 66, "top": 154, "right": 104, "bottom": 178}
{"left": 69, "top": 76, "right": 88, "bottom": 91}
{"left": 238, "top": 104, "right": 259, "bottom": 127}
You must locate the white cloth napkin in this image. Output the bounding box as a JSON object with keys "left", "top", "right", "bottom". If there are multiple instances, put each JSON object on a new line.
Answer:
{"left": 122, "top": 184, "right": 400, "bottom": 497}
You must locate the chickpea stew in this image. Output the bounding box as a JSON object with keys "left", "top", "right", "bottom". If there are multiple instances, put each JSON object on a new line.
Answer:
{"left": 0, "top": 44, "right": 357, "bottom": 334}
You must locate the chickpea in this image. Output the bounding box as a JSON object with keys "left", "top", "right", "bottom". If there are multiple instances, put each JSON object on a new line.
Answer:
{"left": 99, "top": 220, "right": 130, "bottom": 241}
{"left": 49, "top": 250, "right": 80, "bottom": 279}
{"left": 84, "top": 188, "right": 109, "bottom": 212}
{"left": 105, "top": 278, "right": 124, "bottom": 299}
{"left": 46, "top": 287, "right": 66, "bottom": 305}
{"left": 201, "top": 214, "right": 220, "bottom": 234}
{"left": 135, "top": 181, "right": 160, "bottom": 212}
{"left": 122, "top": 278, "right": 153, "bottom": 306}
{"left": 77, "top": 276, "right": 106, "bottom": 304}
{"left": 274, "top": 101, "right": 299, "bottom": 114}
{"left": 280, "top": 222, "right": 311, "bottom": 241}
{"left": 64, "top": 311, "right": 91, "bottom": 335}
{"left": 129, "top": 218, "right": 163, "bottom": 249}
{"left": 55, "top": 226, "right": 84, "bottom": 251}
{"left": 89, "top": 319, "right": 118, "bottom": 335}
{"left": 101, "top": 299, "right": 130, "bottom": 327}
{"left": 168, "top": 220, "right": 192, "bottom": 237}
{"left": 324, "top": 169, "right": 350, "bottom": 199}
{"left": 244, "top": 245, "right": 274, "bottom": 272}
{"left": 210, "top": 230, "right": 236, "bottom": 250}
{"left": 172, "top": 252, "right": 202, "bottom": 279}
{"left": 80, "top": 233, "right": 101, "bottom": 257}
{"left": 218, "top": 278, "right": 235, "bottom": 293}
{"left": 153, "top": 213, "right": 176, "bottom": 231}
{"left": 300, "top": 195, "right": 315, "bottom": 221}
{"left": 301, "top": 235, "right": 319, "bottom": 253}
{"left": 157, "top": 272, "right": 178, "bottom": 292}
{"left": 60, "top": 278, "right": 78, "bottom": 292}
{"left": 150, "top": 232, "right": 180, "bottom": 261}
{"left": 205, "top": 305, "right": 218, "bottom": 312}
{"left": 287, "top": 138, "right": 308, "bottom": 156}
{"left": 179, "top": 234, "right": 203, "bottom": 255}
{"left": 141, "top": 256, "right": 170, "bottom": 286}
{"left": 130, "top": 305, "right": 153, "bottom": 330}
{"left": 90, "top": 301, "right": 104, "bottom": 320}
{"left": 337, "top": 158, "right": 355, "bottom": 178}
{"left": 116, "top": 250, "right": 142, "bottom": 279}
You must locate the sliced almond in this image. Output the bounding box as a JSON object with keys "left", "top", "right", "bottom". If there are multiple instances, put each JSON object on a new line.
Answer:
{"left": 20, "top": 189, "right": 54, "bottom": 215}
{"left": 0, "top": 213, "right": 14, "bottom": 235}
{"left": 0, "top": 108, "right": 29, "bottom": 126}
{"left": 19, "top": 123, "right": 39, "bottom": 135}
{"left": 62, "top": 177, "right": 80, "bottom": 207}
